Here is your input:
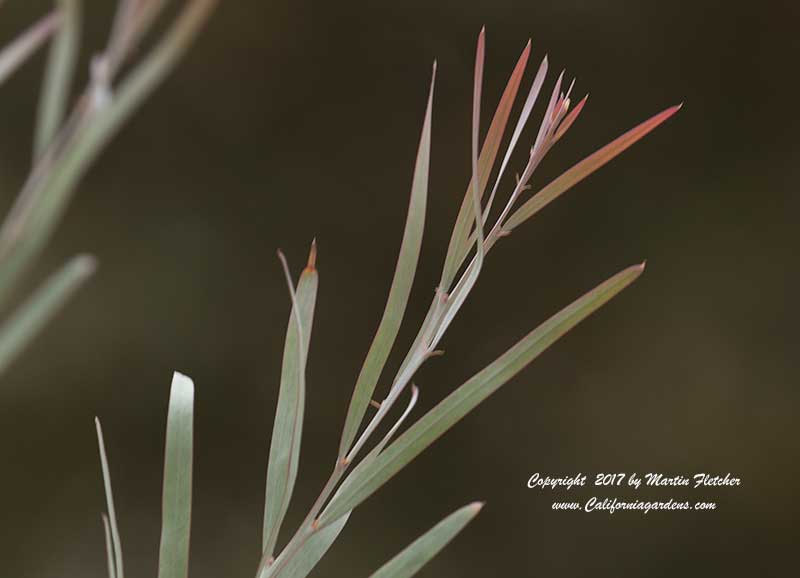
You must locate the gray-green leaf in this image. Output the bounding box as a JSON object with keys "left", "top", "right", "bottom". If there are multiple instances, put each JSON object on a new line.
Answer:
{"left": 368, "top": 502, "right": 482, "bottom": 578}
{"left": 95, "top": 417, "right": 124, "bottom": 578}
{"left": 263, "top": 247, "right": 319, "bottom": 558}
{"left": 0, "top": 254, "right": 95, "bottom": 377}
{"left": 157, "top": 372, "right": 195, "bottom": 578}
{"left": 338, "top": 64, "right": 435, "bottom": 458}
{"left": 35, "top": 0, "right": 82, "bottom": 156}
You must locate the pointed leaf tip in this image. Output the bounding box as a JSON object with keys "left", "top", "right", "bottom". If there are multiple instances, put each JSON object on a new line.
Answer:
{"left": 307, "top": 239, "right": 317, "bottom": 270}
{"left": 469, "top": 501, "right": 485, "bottom": 513}
{"left": 520, "top": 39, "right": 531, "bottom": 58}
{"left": 554, "top": 93, "right": 589, "bottom": 141}
{"left": 75, "top": 254, "right": 98, "bottom": 274}
{"left": 365, "top": 502, "right": 483, "bottom": 578}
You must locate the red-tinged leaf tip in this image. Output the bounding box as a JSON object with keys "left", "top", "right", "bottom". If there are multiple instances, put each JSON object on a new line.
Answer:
{"left": 477, "top": 26, "right": 486, "bottom": 48}
{"left": 306, "top": 238, "right": 317, "bottom": 271}
{"left": 553, "top": 94, "right": 589, "bottom": 141}
{"left": 520, "top": 38, "right": 531, "bottom": 59}
{"left": 572, "top": 94, "right": 588, "bottom": 113}
{"left": 469, "top": 501, "right": 486, "bottom": 513}
{"left": 432, "top": 59, "right": 437, "bottom": 75}
{"left": 622, "top": 262, "right": 646, "bottom": 282}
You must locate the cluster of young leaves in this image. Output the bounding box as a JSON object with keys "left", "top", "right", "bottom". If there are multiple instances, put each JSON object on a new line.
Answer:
{"left": 0, "top": 0, "right": 218, "bottom": 380}
{"left": 92, "top": 25, "right": 679, "bottom": 578}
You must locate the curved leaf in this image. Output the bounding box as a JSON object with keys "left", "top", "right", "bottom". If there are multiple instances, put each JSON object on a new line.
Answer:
{"left": 338, "top": 64, "right": 435, "bottom": 458}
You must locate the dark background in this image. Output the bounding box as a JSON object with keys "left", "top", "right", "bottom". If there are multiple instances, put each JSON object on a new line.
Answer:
{"left": 1, "top": 1, "right": 797, "bottom": 576}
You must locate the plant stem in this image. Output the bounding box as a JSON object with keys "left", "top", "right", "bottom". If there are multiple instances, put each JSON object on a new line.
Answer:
{"left": 258, "top": 461, "right": 347, "bottom": 578}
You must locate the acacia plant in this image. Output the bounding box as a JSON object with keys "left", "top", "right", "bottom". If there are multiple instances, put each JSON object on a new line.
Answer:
{"left": 91, "top": 27, "right": 680, "bottom": 578}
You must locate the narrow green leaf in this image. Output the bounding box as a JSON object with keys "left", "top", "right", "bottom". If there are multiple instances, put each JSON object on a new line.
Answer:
{"left": 35, "top": 0, "right": 82, "bottom": 157}
{"left": 95, "top": 418, "right": 124, "bottom": 578}
{"left": 321, "top": 263, "right": 644, "bottom": 525}
{"left": 262, "top": 245, "right": 319, "bottom": 558}
{"left": 157, "top": 372, "right": 195, "bottom": 578}
{"left": 503, "top": 104, "right": 682, "bottom": 232}
{"left": 101, "top": 514, "right": 116, "bottom": 578}
{"left": 0, "top": 254, "right": 95, "bottom": 376}
{"left": 439, "top": 36, "right": 530, "bottom": 292}
{"left": 368, "top": 502, "right": 482, "bottom": 578}
{"left": 338, "top": 63, "right": 436, "bottom": 458}
{"left": 0, "top": 11, "right": 59, "bottom": 86}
